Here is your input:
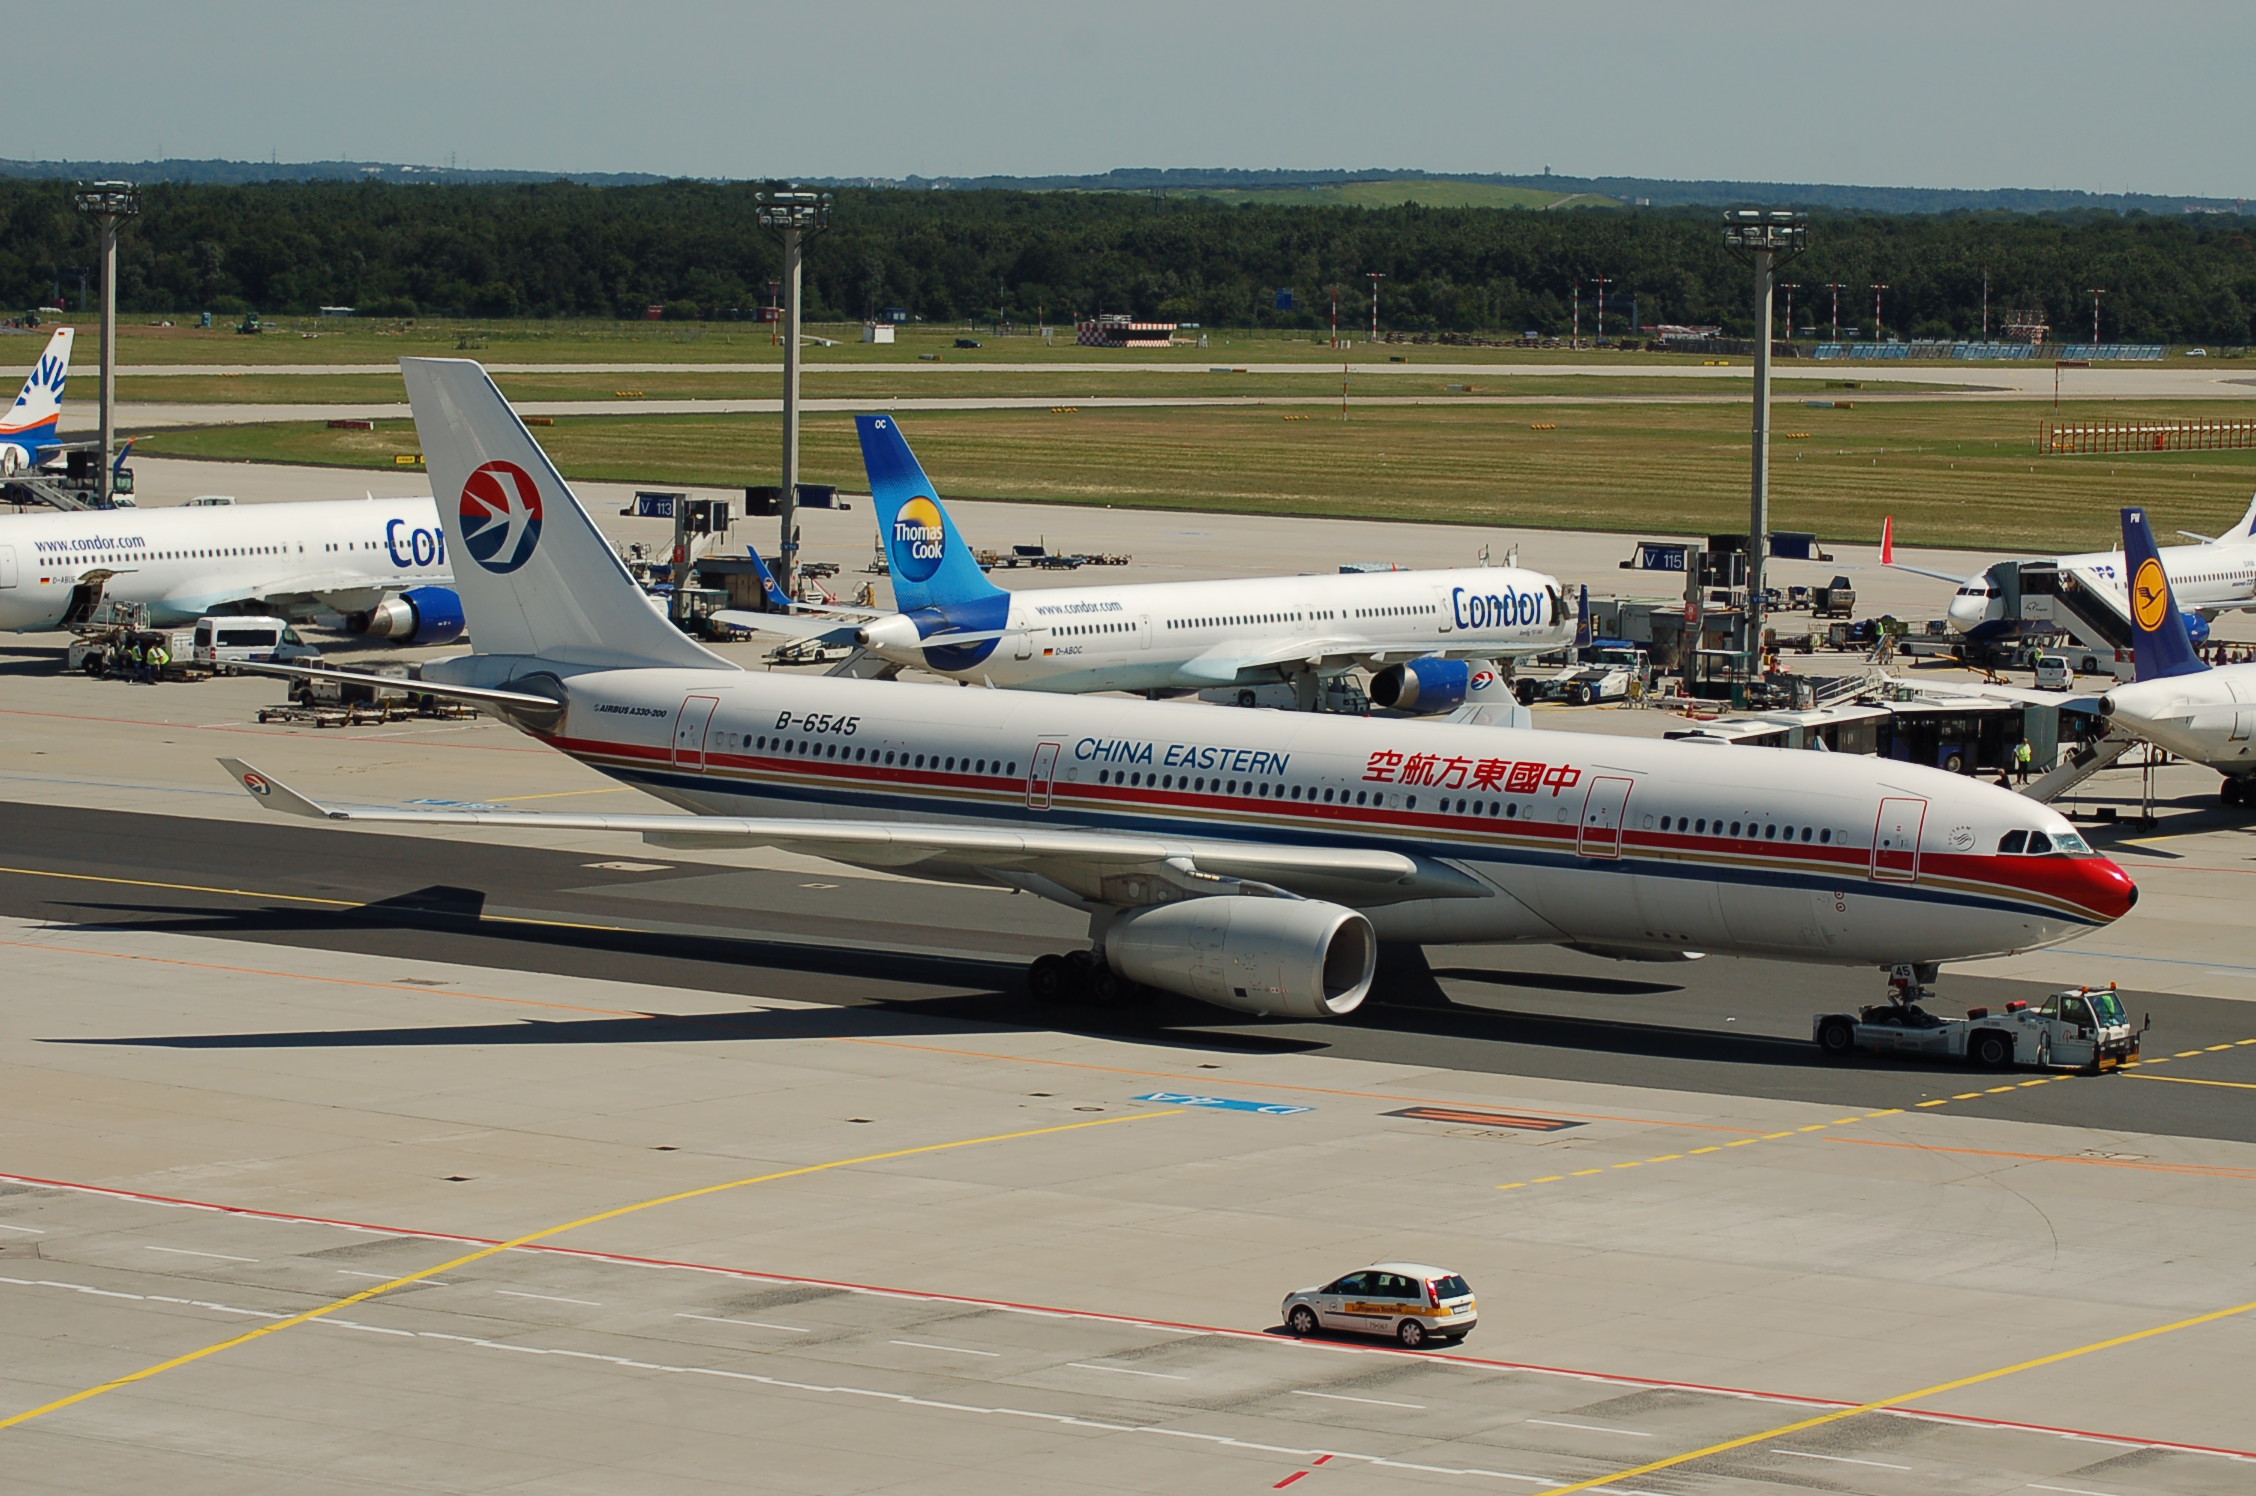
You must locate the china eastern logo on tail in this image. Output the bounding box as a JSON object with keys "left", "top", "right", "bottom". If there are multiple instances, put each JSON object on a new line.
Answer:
{"left": 2132, "top": 557, "right": 2171, "bottom": 632}
{"left": 459, "top": 460, "right": 544, "bottom": 573}
{"left": 891, "top": 495, "right": 946, "bottom": 583}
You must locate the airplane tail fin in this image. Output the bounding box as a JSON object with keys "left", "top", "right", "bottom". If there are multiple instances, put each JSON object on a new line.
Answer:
{"left": 856, "top": 415, "right": 1004, "bottom": 611}
{"left": 745, "top": 544, "right": 796, "bottom": 611}
{"left": 2120, "top": 506, "right": 2207, "bottom": 682}
{"left": 2235, "top": 491, "right": 2256, "bottom": 540}
{"left": 1, "top": 326, "right": 73, "bottom": 455}
{"left": 401, "top": 357, "right": 728, "bottom": 671}
{"left": 1879, "top": 515, "right": 1895, "bottom": 566}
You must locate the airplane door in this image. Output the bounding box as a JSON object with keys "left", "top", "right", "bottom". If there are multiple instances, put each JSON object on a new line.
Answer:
{"left": 1871, "top": 796, "right": 1926, "bottom": 881}
{"left": 2231, "top": 678, "right": 2252, "bottom": 743}
{"left": 0, "top": 545, "right": 15, "bottom": 588}
{"left": 1576, "top": 775, "right": 1634, "bottom": 858}
{"left": 1138, "top": 614, "right": 1152, "bottom": 649}
{"left": 1014, "top": 629, "right": 1035, "bottom": 660}
{"left": 1026, "top": 739, "right": 1063, "bottom": 810}
{"left": 673, "top": 695, "right": 720, "bottom": 771}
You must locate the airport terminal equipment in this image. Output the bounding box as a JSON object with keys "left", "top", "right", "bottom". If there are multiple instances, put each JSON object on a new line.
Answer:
{"left": 72, "top": 182, "right": 137, "bottom": 506}
{"left": 225, "top": 357, "right": 2138, "bottom": 1023}
{"left": 1816, "top": 975, "right": 2142, "bottom": 1072}
{"left": 754, "top": 185, "right": 832, "bottom": 599}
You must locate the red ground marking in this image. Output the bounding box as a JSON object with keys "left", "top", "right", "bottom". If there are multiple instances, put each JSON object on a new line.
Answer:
{"left": 1, "top": 1169, "right": 2249, "bottom": 1462}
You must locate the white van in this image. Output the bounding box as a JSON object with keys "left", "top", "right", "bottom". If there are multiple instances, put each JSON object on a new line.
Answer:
{"left": 2033, "top": 654, "right": 2073, "bottom": 691}
{"left": 191, "top": 615, "right": 322, "bottom": 666}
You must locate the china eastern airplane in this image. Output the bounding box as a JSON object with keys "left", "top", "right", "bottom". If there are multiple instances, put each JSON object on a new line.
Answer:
{"left": 0, "top": 326, "right": 75, "bottom": 475}
{"left": 2096, "top": 506, "right": 2256, "bottom": 807}
{"left": 223, "top": 358, "right": 2134, "bottom": 1022}
{"left": 1882, "top": 502, "right": 2256, "bottom": 642}
{"left": 0, "top": 495, "right": 464, "bottom": 643}
{"left": 726, "top": 416, "right": 1573, "bottom": 714}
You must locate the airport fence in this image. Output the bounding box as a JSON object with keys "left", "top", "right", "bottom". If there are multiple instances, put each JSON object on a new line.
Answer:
{"left": 2041, "top": 416, "right": 2256, "bottom": 455}
{"left": 1813, "top": 341, "right": 2167, "bottom": 361}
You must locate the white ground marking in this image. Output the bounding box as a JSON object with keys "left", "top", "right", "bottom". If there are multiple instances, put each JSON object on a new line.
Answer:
{"left": 339, "top": 1270, "right": 452, "bottom": 1284}
{"left": 1776, "top": 1449, "right": 1913, "bottom": 1470}
{"left": 1069, "top": 1362, "right": 1188, "bottom": 1380}
{"left": 889, "top": 1339, "right": 999, "bottom": 1357}
{"left": 143, "top": 1246, "right": 257, "bottom": 1262}
{"left": 1291, "top": 1390, "right": 1427, "bottom": 1410}
{"left": 495, "top": 1290, "right": 602, "bottom": 1306}
{"left": 2031, "top": 1485, "right": 2127, "bottom": 1496}
{"left": 0, "top": 1223, "right": 45, "bottom": 1234}
{"left": 1526, "top": 1419, "right": 1651, "bottom": 1437}
{"left": 677, "top": 1313, "right": 810, "bottom": 1333}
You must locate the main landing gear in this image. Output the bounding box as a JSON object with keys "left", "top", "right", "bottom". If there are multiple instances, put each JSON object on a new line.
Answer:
{"left": 1027, "top": 950, "right": 1150, "bottom": 1007}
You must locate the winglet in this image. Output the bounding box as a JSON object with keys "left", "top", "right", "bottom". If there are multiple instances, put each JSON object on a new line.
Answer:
{"left": 2119, "top": 509, "right": 2208, "bottom": 682}
{"left": 217, "top": 758, "right": 341, "bottom": 820}
{"left": 1879, "top": 515, "right": 1895, "bottom": 566}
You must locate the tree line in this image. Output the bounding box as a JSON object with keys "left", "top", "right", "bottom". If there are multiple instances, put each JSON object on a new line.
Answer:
{"left": 0, "top": 178, "right": 2250, "bottom": 343}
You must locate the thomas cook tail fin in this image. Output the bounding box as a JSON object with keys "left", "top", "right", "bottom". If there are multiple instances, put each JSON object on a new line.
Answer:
{"left": 1, "top": 326, "right": 72, "bottom": 466}
{"left": 401, "top": 357, "right": 728, "bottom": 672}
{"left": 2120, "top": 507, "right": 2206, "bottom": 683}
{"left": 856, "top": 415, "right": 1004, "bottom": 612}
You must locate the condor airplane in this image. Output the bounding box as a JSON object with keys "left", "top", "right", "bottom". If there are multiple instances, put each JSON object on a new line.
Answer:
{"left": 1882, "top": 503, "right": 2256, "bottom": 643}
{"left": 731, "top": 416, "right": 1572, "bottom": 714}
{"left": 224, "top": 359, "right": 2135, "bottom": 1020}
{"left": 0, "top": 326, "right": 75, "bottom": 475}
{"left": 0, "top": 495, "right": 464, "bottom": 643}
{"left": 2096, "top": 506, "right": 2256, "bottom": 807}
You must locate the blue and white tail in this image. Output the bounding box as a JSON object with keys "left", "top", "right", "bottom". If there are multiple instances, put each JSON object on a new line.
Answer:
{"left": 2233, "top": 492, "right": 2256, "bottom": 541}
{"left": 0, "top": 326, "right": 72, "bottom": 472}
{"left": 400, "top": 357, "right": 727, "bottom": 672}
{"left": 2120, "top": 507, "right": 2207, "bottom": 682}
{"left": 856, "top": 415, "right": 1004, "bottom": 611}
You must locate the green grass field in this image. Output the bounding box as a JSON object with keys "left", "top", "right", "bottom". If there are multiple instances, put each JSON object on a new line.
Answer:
{"left": 110, "top": 369, "right": 1958, "bottom": 404}
{"left": 131, "top": 399, "right": 2256, "bottom": 552}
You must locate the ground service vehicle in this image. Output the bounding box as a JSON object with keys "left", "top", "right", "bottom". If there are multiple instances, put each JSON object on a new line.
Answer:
{"left": 1816, "top": 977, "right": 2143, "bottom": 1071}
{"left": 1282, "top": 1263, "right": 1477, "bottom": 1349}
{"left": 1515, "top": 644, "right": 1650, "bottom": 705}
{"left": 1811, "top": 577, "right": 1859, "bottom": 618}
{"left": 2034, "top": 654, "right": 2074, "bottom": 691}
{"left": 190, "top": 616, "right": 323, "bottom": 667}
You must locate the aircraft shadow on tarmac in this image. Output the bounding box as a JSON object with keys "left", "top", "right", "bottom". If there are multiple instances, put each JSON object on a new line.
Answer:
{"left": 40, "top": 881, "right": 1885, "bottom": 1074}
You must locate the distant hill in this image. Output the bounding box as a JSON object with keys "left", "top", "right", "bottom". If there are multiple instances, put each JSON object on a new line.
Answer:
{"left": 0, "top": 158, "right": 2243, "bottom": 215}
{"left": 0, "top": 157, "right": 667, "bottom": 187}
{"left": 822, "top": 167, "right": 2249, "bottom": 217}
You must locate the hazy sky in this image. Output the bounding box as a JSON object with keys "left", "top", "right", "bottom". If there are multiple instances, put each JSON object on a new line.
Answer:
{"left": 10, "top": 1, "right": 2251, "bottom": 198}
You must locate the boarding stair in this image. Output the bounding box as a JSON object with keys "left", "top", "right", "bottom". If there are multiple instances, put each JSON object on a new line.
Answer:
{"left": 2021, "top": 731, "right": 2137, "bottom": 803}
{"left": 2001, "top": 561, "right": 2137, "bottom": 680}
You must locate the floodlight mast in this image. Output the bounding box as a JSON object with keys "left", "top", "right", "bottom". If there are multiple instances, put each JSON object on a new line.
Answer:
{"left": 71, "top": 182, "right": 139, "bottom": 505}
{"left": 1721, "top": 210, "right": 1808, "bottom": 697}
{"left": 755, "top": 186, "right": 834, "bottom": 600}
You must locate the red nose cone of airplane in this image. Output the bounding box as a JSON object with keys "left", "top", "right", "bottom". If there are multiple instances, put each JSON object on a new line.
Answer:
{"left": 2077, "top": 856, "right": 2139, "bottom": 923}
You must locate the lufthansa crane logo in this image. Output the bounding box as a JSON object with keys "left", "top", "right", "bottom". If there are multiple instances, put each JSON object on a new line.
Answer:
{"left": 891, "top": 495, "right": 946, "bottom": 583}
{"left": 2132, "top": 557, "right": 2170, "bottom": 632}
{"left": 459, "top": 460, "right": 544, "bottom": 574}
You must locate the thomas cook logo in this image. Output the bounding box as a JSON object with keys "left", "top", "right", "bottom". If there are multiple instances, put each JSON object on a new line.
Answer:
{"left": 2132, "top": 557, "right": 2170, "bottom": 632}
{"left": 891, "top": 495, "right": 945, "bottom": 583}
{"left": 459, "top": 460, "right": 544, "bottom": 574}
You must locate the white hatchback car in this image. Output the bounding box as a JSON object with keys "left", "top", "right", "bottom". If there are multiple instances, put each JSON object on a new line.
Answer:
{"left": 1281, "top": 1262, "right": 1477, "bottom": 1349}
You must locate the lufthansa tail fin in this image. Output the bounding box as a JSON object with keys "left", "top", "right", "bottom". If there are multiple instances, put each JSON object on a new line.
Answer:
{"left": 856, "top": 415, "right": 1004, "bottom": 611}
{"left": 1, "top": 326, "right": 73, "bottom": 457}
{"left": 401, "top": 357, "right": 728, "bottom": 672}
{"left": 2120, "top": 507, "right": 2207, "bottom": 683}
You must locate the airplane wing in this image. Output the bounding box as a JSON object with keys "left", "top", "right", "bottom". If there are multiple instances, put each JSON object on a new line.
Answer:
{"left": 1879, "top": 515, "right": 1977, "bottom": 585}
{"left": 218, "top": 757, "right": 1483, "bottom": 907}
{"left": 708, "top": 609, "right": 862, "bottom": 642}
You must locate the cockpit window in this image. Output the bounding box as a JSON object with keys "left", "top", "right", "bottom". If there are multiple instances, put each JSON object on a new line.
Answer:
{"left": 1997, "top": 830, "right": 2028, "bottom": 855}
{"left": 2049, "top": 830, "right": 2095, "bottom": 856}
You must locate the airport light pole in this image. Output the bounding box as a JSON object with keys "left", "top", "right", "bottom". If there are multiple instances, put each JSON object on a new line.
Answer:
{"left": 72, "top": 181, "right": 139, "bottom": 506}
{"left": 1591, "top": 276, "right": 1612, "bottom": 342}
{"left": 2087, "top": 287, "right": 2105, "bottom": 345}
{"left": 1723, "top": 210, "right": 1809, "bottom": 697}
{"left": 1825, "top": 281, "right": 1843, "bottom": 342}
{"left": 1779, "top": 282, "right": 1799, "bottom": 343}
{"left": 1366, "top": 272, "right": 1383, "bottom": 345}
{"left": 1870, "top": 283, "right": 1888, "bottom": 343}
{"left": 755, "top": 185, "right": 833, "bottom": 601}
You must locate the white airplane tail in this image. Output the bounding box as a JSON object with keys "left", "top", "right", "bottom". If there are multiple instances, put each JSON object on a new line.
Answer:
{"left": 400, "top": 357, "right": 727, "bottom": 671}
{"left": 2236, "top": 491, "right": 2256, "bottom": 541}
{"left": 0, "top": 326, "right": 73, "bottom": 468}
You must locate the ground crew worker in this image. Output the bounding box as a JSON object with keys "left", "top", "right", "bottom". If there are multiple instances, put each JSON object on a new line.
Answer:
{"left": 144, "top": 637, "right": 170, "bottom": 685}
{"left": 124, "top": 639, "right": 144, "bottom": 682}
{"left": 2015, "top": 737, "right": 2034, "bottom": 784}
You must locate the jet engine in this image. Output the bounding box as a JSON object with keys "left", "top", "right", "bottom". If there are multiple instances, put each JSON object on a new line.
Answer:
{"left": 1368, "top": 656, "right": 1470, "bottom": 714}
{"left": 0, "top": 445, "right": 21, "bottom": 477}
{"left": 1103, "top": 897, "right": 1376, "bottom": 1018}
{"left": 352, "top": 587, "right": 468, "bottom": 646}
{"left": 2185, "top": 611, "right": 2212, "bottom": 647}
